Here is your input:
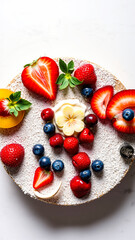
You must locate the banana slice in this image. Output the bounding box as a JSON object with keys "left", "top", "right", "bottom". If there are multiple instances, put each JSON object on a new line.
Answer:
{"left": 74, "top": 119, "right": 85, "bottom": 132}
{"left": 62, "top": 105, "right": 74, "bottom": 118}
{"left": 34, "top": 181, "right": 62, "bottom": 200}
{"left": 73, "top": 107, "right": 85, "bottom": 120}
{"left": 63, "top": 121, "right": 75, "bottom": 136}
{"left": 56, "top": 114, "right": 67, "bottom": 127}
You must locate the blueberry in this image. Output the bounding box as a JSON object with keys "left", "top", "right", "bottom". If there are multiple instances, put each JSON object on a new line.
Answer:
{"left": 39, "top": 156, "right": 51, "bottom": 169}
{"left": 92, "top": 160, "right": 104, "bottom": 172}
{"left": 52, "top": 160, "right": 64, "bottom": 172}
{"left": 120, "top": 143, "right": 134, "bottom": 159}
{"left": 80, "top": 169, "right": 91, "bottom": 182}
{"left": 81, "top": 87, "right": 93, "bottom": 98}
{"left": 43, "top": 123, "right": 55, "bottom": 134}
{"left": 122, "top": 109, "right": 134, "bottom": 121}
{"left": 32, "top": 144, "right": 44, "bottom": 156}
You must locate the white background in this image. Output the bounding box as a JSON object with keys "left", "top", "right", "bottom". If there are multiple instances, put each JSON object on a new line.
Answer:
{"left": 0, "top": 0, "right": 135, "bottom": 239}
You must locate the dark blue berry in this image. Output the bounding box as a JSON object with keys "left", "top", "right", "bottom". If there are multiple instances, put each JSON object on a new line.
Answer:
{"left": 120, "top": 143, "right": 134, "bottom": 159}
{"left": 43, "top": 123, "right": 55, "bottom": 134}
{"left": 80, "top": 169, "right": 91, "bottom": 182}
{"left": 32, "top": 144, "right": 44, "bottom": 156}
{"left": 39, "top": 156, "right": 51, "bottom": 170}
{"left": 52, "top": 160, "right": 64, "bottom": 172}
{"left": 81, "top": 87, "right": 93, "bottom": 98}
{"left": 122, "top": 109, "right": 134, "bottom": 121}
{"left": 92, "top": 160, "right": 104, "bottom": 172}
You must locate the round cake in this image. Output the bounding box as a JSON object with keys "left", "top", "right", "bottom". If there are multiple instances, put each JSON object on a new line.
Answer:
{"left": 0, "top": 58, "right": 135, "bottom": 206}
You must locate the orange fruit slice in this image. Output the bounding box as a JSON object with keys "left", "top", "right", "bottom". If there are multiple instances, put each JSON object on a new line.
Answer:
{"left": 0, "top": 89, "right": 24, "bottom": 128}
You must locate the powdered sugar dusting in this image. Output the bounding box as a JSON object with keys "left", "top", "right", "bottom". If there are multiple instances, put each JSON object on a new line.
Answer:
{"left": 0, "top": 58, "right": 135, "bottom": 206}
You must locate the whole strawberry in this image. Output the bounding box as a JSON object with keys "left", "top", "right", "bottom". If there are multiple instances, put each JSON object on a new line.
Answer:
{"left": 79, "top": 128, "right": 94, "bottom": 143}
{"left": 64, "top": 137, "right": 79, "bottom": 155}
{"left": 70, "top": 176, "right": 91, "bottom": 198}
{"left": 74, "top": 64, "right": 97, "bottom": 85}
{"left": 49, "top": 133, "right": 64, "bottom": 147}
{"left": 0, "top": 143, "right": 25, "bottom": 167}
{"left": 72, "top": 152, "right": 90, "bottom": 171}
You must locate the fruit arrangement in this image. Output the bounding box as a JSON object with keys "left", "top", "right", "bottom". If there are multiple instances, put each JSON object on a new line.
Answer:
{"left": 0, "top": 56, "right": 135, "bottom": 204}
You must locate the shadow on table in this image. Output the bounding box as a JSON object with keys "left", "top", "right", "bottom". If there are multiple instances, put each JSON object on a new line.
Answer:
{"left": 13, "top": 161, "right": 135, "bottom": 227}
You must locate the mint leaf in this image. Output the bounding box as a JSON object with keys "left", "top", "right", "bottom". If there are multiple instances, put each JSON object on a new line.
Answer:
{"left": 9, "top": 91, "right": 21, "bottom": 102}
{"left": 71, "top": 77, "right": 82, "bottom": 85}
{"left": 69, "top": 80, "right": 75, "bottom": 88}
{"left": 59, "top": 59, "right": 68, "bottom": 73}
{"left": 9, "top": 108, "right": 18, "bottom": 117}
{"left": 16, "top": 99, "right": 32, "bottom": 110}
{"left": 68, "top": 60, "right": 74, "bottom": 74}
{"left": 56, "top": 74, "right": 65, "bottom": 84}
{"left": 59, "top": 79, "right": 69, "bottom": 90}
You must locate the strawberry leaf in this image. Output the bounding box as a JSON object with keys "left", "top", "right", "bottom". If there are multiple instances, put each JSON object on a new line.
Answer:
{"left": 68, "top": 60, "right": 74, "bottom": 74}
{"left": 71, "top": 77, "right": 82, "bottom": 85}
{"left": 16, "top": 99, "right": 32, "bottom": 110}
{"left": 56, "top": 74, "right": 65, "bottom": 84}
{"left": 59, "top": 59, "right": 68, "bottom": 73}
{"left": 69, "top": 80, "right": 75, "bottom": 88}
{"left": 9, "top": 91, "right": 21, "bottom": 102}
{"left": 59, "top": 79, "right": 69, "bottom": 90}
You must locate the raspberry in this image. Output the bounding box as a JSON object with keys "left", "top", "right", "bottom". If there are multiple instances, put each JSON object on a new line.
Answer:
{"left": 64, "top": 137, "right": 79, "bottom": 155}
{"left": 72, "top": 152, "right": 90, "bottom": 171}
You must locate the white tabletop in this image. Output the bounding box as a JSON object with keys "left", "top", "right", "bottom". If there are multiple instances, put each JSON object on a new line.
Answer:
{"left": 0, "top": 0, "right": 135, "bottom": 239}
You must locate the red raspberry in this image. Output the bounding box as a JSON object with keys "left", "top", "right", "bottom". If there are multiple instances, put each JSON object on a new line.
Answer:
{"left": 41, "top": 108, "right": 54, "bottom": 121}
{"left": 49, "top": 133, "right": 64, "bottom": 147}
{"left": 70, "top": 176, "right": 91, "bottom": 198}
{"left": 64, "top": 137, "right": 79, "bottom": 155}
{"left": 0, "top": 143, "right": 24, "bottom": 167}
{"left": 72, "top": 152, "right": 90, "bottom": 171}
{"left": 79, "top": 128, "right": 94, "bottom": 143}
{"left": 74, "top": 64, "right": 97, "bottom": 85}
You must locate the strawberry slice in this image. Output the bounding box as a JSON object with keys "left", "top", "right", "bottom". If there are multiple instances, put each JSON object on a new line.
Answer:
{"left": 33, "top": 167, "right": 54, "bottom": 190}
{"left": 106, "top": 90, "right": 135, "bottom": 134}
{"left": 91, "top": 86, "right": 114, "bottom": 119}
{"left": 21, "top": 57, "right": 59, "bottom": 100}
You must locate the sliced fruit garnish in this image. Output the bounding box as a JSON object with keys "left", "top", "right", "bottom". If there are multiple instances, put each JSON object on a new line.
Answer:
{"left": 34, "top": 181, "right": 62, "bottom": 199}
{"left": 91, "top": 85, "right": 114, "bottom": 119}
{"left": 106, "top": 90, "right": 135, "bottom": 133}
{"left": 33, "top": 167, "right": 54, "bottom": 190}
{"left": 21, "top": 57, "right": 59, "bottom": 100}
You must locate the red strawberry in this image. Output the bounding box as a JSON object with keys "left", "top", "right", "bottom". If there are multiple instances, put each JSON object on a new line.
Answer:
{"left": 33, "top": 167, "right": 54, "bottom": 190}
{"left": 0, "top": 143, "right": 24, "bottom": 167}
{"left": 21, "top": 57, "right": 59, "bottom": 100}
{"left": 79, "top": 128, "right": 94, "bottom": 143}
{"left": 70, "top": 176, "right": 91, "bottom": 198}
{"left": 74, "top": 64, "right": 97, "bottom": 85}
{"left": 91, "top": 85, "right": 114, "bottom": 119}
{"left": 64, "top": 137, "right": 79, "bottom": 154}
{"left": 106, "top": 89, "right": 135, "bottom": 133}
{"left": 49, "top": 133, "right": 64, "bottom": 147}
{"left": 0, "top": 99, "right": 10, "bottom": 116}
{"left": 72, "top": 152, "right": 91, "bottom": 171}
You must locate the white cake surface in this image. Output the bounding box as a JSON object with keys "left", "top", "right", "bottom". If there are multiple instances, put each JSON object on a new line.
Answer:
{"left": 0, "top": 58, "right": 135, "bottom": 206}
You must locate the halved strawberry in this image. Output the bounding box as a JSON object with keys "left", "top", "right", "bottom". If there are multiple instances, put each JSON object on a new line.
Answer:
{"left": 91, "top": 86, "right": 114, "bottom": 119}
{"left": 33, "top": 167, "right": 54, "bottom": 190}
{"left": 106, "top": 90, "right": 135, "bottom": 133}
{"left": 21, "top": 57, "right": 59, "bottom": 100}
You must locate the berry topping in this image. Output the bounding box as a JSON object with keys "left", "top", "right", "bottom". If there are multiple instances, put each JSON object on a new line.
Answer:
{"left": 52, "top": 160, "right": 64, "bottom": 172}
{"left": 33, "top": 167, "right": 54, "bottom": 190}
{"left": 49, "top": 133, "right": 64, "bottom": 147}
{"left": 74, "top": 64, "right": 97, "bottom": 85}
{"left": 0, "top": 143, "right": 24, "bottom": 167}
{"left": 39, "top": 156, "right": 51, "bottom": 170}
{"left": 79, "top": 128, "right": 94, "bottom": 143}
{"left": 122, "top": 109, "right": 134, "bottom": 121}
{"left": 81, "top": 87, "right": 93, "bottom": 98}
{"left": 64, "top": 137, "right": 79, "bottom": 155}
{"left": 92, "top": 160, "right": 104, "bottom": 172}
{"left": 91, "top": 86, "right": 114, "bottom": 119}
{"left": 70, "top": 176, "right": 91, "bottom": 198}
{"left": 55, "top": 105, "right": 85, "bottom": 136}
{"left": 84, "top": 114, "right": 98, "bottom": 127}
{"left": 56, "top": 59, "right": 82, "bottom": 90}
{"left": 106, "top": 90, "right": 135, "bottom": 133}
{"left": 41, "top": 108, "right": 54, "bottom": 121}
{"left": 80, "top": 169, "right": 91, "bottom": 182}
{"left": 120, "top": 143, "right": 134, "bottom": 159}
{"left": 72, "top": 152, "right": 91, "bottom": 171}
{"left": 43, "top": 123, "right": 55, "bottom": 135}
{"left": 33, "top": 144, "right": 44, "bottom": 156}
{"left": 21, "top": 57, "right": 59, "bottom": 100}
